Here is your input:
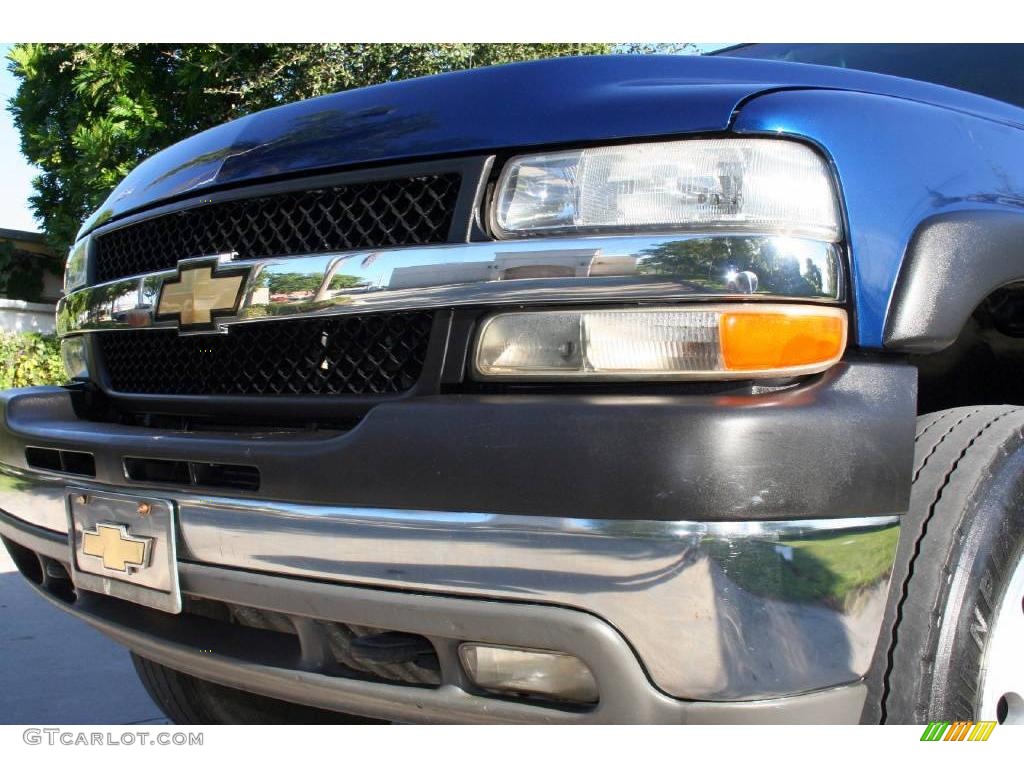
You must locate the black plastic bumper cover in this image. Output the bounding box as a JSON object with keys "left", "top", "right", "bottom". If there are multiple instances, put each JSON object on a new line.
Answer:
{"left": 0, "top": 360, "right": 915, "bottom": 521}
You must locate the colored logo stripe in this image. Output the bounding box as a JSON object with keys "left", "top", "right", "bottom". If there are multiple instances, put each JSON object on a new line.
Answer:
{"left": 968, "top": 721, "right": 997, "bottom": 741}
{"left": 944, "top": 721, "right": 972, "bottom": 741}
{"left": 920, "top": 721, "right": 996, "bottom": 741}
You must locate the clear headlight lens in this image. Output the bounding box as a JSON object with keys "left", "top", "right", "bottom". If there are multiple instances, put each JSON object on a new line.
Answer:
{"left": 492, "top": 138, "right": 841, "bottom": 241}
{"left": 474, "top": 305, "right": 847, "bottom": 380}
{"left": 64, "top": 236, "right": 90, "bottom": 293}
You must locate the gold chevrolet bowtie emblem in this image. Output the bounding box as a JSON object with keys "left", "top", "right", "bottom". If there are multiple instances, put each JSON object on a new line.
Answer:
{"left": 156, "top": 261, "right": 248, "bottom": 329}
{"left": 81, "top": 522, "right": 152, "bottom": 573}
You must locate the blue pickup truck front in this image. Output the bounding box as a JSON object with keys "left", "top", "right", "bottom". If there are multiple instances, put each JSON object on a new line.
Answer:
{"left": 1, "top": 51, "right": 1023, "bottom": 723}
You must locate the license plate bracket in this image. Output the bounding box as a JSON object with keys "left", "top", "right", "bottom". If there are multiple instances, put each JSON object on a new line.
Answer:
{"left": 67, "top": 488, "right": 181, "bottom": 614}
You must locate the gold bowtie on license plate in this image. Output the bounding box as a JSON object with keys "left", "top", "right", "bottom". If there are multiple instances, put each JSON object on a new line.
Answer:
{"left": 68, "top": 489, "right": 182, "bottom": 613}
{"left": 81, "top": 523, "right": 151, "bottom": 572}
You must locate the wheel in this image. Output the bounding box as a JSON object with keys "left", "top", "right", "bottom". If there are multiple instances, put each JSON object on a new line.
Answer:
{"left": 131, "top": 653, "right": 386, "bottom": 724}
{"left": 874, "top": 406, "right": 1024, "bottom": 724}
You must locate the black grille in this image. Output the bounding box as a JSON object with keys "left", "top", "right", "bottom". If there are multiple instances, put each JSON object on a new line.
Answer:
{"left": 94, "top": 174, "right": 461, "bottom": 284}
{"left": 98, "top": 312, "right": 433, "bottom": 396}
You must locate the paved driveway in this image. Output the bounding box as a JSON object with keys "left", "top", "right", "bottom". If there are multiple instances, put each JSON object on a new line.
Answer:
{"left": 0, "top": 542, "right": 166, "bottom": 724}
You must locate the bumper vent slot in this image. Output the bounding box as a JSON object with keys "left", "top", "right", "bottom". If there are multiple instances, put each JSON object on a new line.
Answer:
{"left": 190, "top": 462, "right": 261, "bottom": 491}
{"left": 182, "top": 597, "right": 441, "bottom": 688}
{"left": 93, "top": 173, "right": 461, "bottom": 284}
{"left": 25, "top": 447, "right": 96, "bottom": 478}
{"left": 124, "top": 457, "right": 260, "bottom": 492}
{"left": 321, "top": 623, "right": 440, "bottom": 685}
{"left": 97, "top": 311, "right": 434, "bottom": 397}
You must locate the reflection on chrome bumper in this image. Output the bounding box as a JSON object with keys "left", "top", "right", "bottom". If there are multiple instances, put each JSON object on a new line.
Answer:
{"left": 0, "top": 465, "right": 898, "bottom": 702}
{"left": 0, "top": 465, "right": 66, "bottom": 532}
{"left": 57, "top": 234, "right": 843, "bottom": 336}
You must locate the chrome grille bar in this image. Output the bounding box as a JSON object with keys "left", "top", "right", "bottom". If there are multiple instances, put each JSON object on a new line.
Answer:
{"left": 59, "top": 234, "right": 844, "bottom": 337}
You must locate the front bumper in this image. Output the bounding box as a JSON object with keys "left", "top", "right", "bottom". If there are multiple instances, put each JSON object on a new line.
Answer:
{"left": 4, "top": 508, "right": 884, "bottom": 724}
{"left": 0, "top": 362, "right": 914, "bottom": 723}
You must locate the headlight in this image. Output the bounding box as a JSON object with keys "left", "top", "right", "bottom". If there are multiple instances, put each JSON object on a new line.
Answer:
{"left": 64, "top": 236, "right": 90, "bottom": 293}
{"left": 474, "top": 305, "right": 847, "bottom": 380}
{"left": 492, "top": 138, "right": 841, "bottom": 242}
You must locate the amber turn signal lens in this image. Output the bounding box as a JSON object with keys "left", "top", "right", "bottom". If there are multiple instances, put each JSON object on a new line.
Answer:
{"left": 719, "top": 307, "right": 847, "bottom": 373}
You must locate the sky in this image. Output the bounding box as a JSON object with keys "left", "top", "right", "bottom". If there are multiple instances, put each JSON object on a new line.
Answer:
{"left": 0, "top": 43, "right": 728, "bottom": 238}
{"left": 0, "top": 43, "right": 40, "bottom": 233}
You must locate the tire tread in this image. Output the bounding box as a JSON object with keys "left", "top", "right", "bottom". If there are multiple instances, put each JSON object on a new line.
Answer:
{"left": 882, "top": 405, "right": 1024, "bottom": 722}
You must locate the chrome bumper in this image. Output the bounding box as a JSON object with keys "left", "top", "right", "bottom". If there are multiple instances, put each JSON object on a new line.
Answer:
{"left": 1, "top": 508, "right": 869, "bottom": 724}
{"left": 1, "top": 463, "right": 899, "bottom": 703}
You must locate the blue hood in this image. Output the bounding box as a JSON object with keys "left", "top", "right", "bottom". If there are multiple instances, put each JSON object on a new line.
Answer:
{"left": 81, "top": 53, "right": 1024, "bottom": 236}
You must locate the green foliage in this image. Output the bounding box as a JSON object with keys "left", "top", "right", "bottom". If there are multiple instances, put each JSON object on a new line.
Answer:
{"left": 638, "top": 237, "right": 828, "bottom": 296}
{"left": 703, "top": 526, "right": 900, "bottom": 609}
{"left": 616, "top": 43, "right": 699, "bottom": 55}
{"left": 0, "top": 240, "right": 61, "bottom": 302}
{"left": 262, "top": 271, "right": 365, "bottom": 296}
{"left": 0, "top": 331, "right": 66, "bottom": 388}
{"left": 6, "top": 43, "right": 631, "bottom": 254}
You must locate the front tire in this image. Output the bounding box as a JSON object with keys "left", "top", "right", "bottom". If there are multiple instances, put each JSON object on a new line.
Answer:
{"left": 131, "top": 653, "right": 385, "bottom": 724}
{"left": 879, "top": 406, "right": 1024, "bottom": 724}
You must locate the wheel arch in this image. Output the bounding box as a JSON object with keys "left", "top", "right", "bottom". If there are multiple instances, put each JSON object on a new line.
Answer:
{"left": 884, "top": 209, "right": 1024, "bottom": 353}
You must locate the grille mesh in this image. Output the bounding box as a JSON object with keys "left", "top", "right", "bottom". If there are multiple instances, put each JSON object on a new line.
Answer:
{"left": 98, "top": 312, "right": 433, "bottom": 396}
{"left": 94, "top": 174, "right": 461, "bottom": 284}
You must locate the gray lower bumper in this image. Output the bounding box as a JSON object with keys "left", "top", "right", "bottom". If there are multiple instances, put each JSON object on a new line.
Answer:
{"left": 2, "top": 509, "right": 869, "bottom": 724}
{"left": 1, "top": 468, "right": 898, "bottom": 722}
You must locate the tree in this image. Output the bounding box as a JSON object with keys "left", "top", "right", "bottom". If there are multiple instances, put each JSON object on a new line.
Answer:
{"left": 261, "top": 271, "right": 363, "bottom": 296}
{"left": 638, "top": 237, "right": 824, "bottom": 296}
{"left": 7, "top": 44, "right": 628, "bottom": 253}
{"left": 639, "top": 237, "right": 764, "bottom": 287}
